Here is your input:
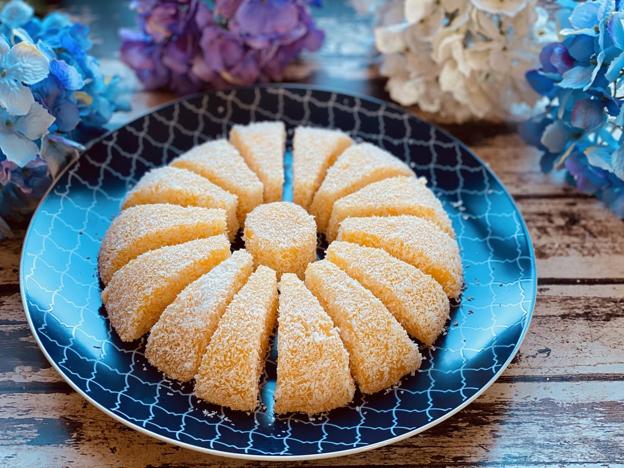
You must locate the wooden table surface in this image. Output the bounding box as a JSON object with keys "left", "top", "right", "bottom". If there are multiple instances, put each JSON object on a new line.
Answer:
{"left": 1, "top": 2, "right": 623, "bottom": 466}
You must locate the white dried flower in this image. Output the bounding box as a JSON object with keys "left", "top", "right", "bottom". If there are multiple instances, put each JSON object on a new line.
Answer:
{"left": 374, "top": 0, "right": 553, "bottom": 123}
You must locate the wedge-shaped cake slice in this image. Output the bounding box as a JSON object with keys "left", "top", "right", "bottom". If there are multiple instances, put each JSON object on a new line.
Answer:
{"left": 229, "top": 121, "right": 285, "bottom": 203}
{"left": 146, "top": 250, "right": 254, "bottom": 381}
{"left": 326, "top": 176, "right": 454, "bottom": 241}
{"left": 326, "top": 241, "right": 449, "bottom": 345}
{"left": 305, "top": 260, "right": 421, "bottom": 394}
{"left": 99, "top": 204, "right": 227, "bottom": 285}
{"left": 195, "top": 266, "right": 278, "bottom": 411}
{"left": 337, "top": 216, "right": 463, "bottom": 298}
{"left": 274, "top": 273, "right": 355, "bottom": 414}
{"left": 122, "top": 166, "right": 239, "bottom": 240}
{"left": 102, "top": 236, "right": 230, "bottom": 342}
{"left": 292, "top": 126, "right": 353, "bottom": 209}
{"left": 309, "top": 143, "right": 414, "bottom": 233}
{"left": 170, "top": 139, "right": 263, "bottom": 224}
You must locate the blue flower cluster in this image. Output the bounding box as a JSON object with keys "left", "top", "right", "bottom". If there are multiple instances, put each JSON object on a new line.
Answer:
{"left": 522, "top": 0, "right": 624, "bottom": 217}
{"left": 0, "top": 0, "right": 128, "bottom": 235}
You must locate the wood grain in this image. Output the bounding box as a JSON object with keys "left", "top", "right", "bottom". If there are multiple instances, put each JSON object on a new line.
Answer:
{"left": 1, "top": 380, "right": 622, "bottom": 467}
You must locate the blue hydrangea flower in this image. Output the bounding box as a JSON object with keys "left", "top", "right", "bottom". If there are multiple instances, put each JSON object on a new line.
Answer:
{"left": 0, "top": 0, "right": 128, "bottom": 235}
{"left": 522, "top": 0, "right": 624, "bottom": 218}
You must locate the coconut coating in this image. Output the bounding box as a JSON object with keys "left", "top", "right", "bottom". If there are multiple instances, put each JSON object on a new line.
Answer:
{"left": 194, "top": 266, "right": 278, "bottom": 411}
{"left": 122, "top": 166, "right": 239, "bottom": 240}
{"left": 170, "top": 139, "right": 263, "bottom": 224}
{"left": 309, "top": 142, "right": 414, "bottom": 233}
{"left": 274, "top": 273, "right": 355, "bottom": 415}
{"left": 99, "top": 204, "right": 227, "bottom": 285}
{"left": 230, "top": 121, "right": 285, "bottom": 203}
{"left": 145, "top": 250, "right": 254, "bottom": 381}
{"left": 326, "top": 176, "right": 454, "bottom": 241}
{"left": 305, "top": 260, "right": 421, "bottom": 394}
{"left": 337, "top": 216, "right": 463, "bottom": 298}
{"left": 292, "top": 126, "right": 353, "bottom": 209}
{"left": 101, "top": 236, "right": 231, "bottom": 342}
{"left": 244, "top": 202, "right": 317, "bottom": 278}
{"left": 326, "top": 241, "right": 449, "bottom": 346}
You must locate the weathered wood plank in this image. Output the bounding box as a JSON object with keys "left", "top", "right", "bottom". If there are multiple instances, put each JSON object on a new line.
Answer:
{"left": 518, "top": 197, "right": 624, "bottom": 279}
{"left": 0, "top": 380, "right": 621, "bottom": 467}
{"left": 0, "top": 228, "right": 23, "bottom": 286}
{"left": 470, "top": 133, "right": 573, "bottom": 197}
{"left": 508, "top": 284, "right": 624, "bottom": 376}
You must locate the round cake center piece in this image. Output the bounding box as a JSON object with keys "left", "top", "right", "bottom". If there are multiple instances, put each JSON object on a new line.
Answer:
{"left": 244, "top": 201, "right": 317, "bottom": 278}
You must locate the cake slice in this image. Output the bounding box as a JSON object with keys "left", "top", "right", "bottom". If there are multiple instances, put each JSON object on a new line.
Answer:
{"left": 337, "top": 216, "right": 463, "bottom": 298}
{"left": 99, "top": 204, "right": 227, "bottom": 285}
{"left": 122, "top": 166, "right": 239, "bottom": 240}
{"left": 195, "top": 266, "right": 278, "bottom": 411}
{"left": 229, "top": 121, "right": 285, "bottom": 203}
{"left": 243, "top": 202, "right": 317, "bottom": 278}
{"left": 326, "top": 241, "right": 449, "bottom": 345}
{"left": 305, "top": 260, "right": 421, "bottom": 394}
{"left": 170, "top": 139, "right": 263, "bottom": 224}
{"left": 292, "top": 126, "right": 353, "bottom": 209}
{"left": 308, "top": 143, "right": 414, "bottom": 233}
{"left": 101, "top": 236, "right": 230, "bottom": 342}
{"left": 326, "top": 176, "right": 454, "bottom": 241}
{"left": 146, "top": 250, "right": 254, "bottom": 381}
{"left": 274, "top": 273, "right": 355, "bottom": 414}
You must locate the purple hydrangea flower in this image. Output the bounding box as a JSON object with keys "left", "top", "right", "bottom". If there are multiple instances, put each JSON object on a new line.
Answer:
{"left": 121, "top": 0, "right": 324, "bottom": 92}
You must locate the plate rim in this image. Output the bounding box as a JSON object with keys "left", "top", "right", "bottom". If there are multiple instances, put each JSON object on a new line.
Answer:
{"left": 19, "top": 83, "right": 537, "bottom": 461}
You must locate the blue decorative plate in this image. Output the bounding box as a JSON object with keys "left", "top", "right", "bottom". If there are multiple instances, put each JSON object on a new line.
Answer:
{"left": 20, "top": 85, "right": 536, "bottom": 460}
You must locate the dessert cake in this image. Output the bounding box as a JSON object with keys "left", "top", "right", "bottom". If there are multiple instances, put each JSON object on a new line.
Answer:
{"left": 99, "top": 121, "right": 463, "bottom": 414}
{"left": 194, "top": 265, "right": 278, "bottom": 411}
{"left": 170, "top": 139, "right": 263, "bottom": 224}
{"left": 308, "top": 142, "right": 414, "bottom": 233}
{"left": 98, "top": 204, "right": 227, "bottom": 285}
{"left": 243, "top": 201, "right": 317, "bottom": 278}
{"left": 274, "top": 273, "right": 355, "bottom": 414}
{"left": 122, "top": 166, "right": 239, "bottom": 240}
{"left": 292, "top": 126, "right": 353, "bottom": 209}
{"left": 230, "top": 121, "right": 285, "bottom": 203}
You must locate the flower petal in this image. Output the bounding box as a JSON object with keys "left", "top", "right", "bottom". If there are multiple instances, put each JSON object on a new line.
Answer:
{"left": 40, "top": 134, "right": 81, "bottom": 178}
{"left": 50, "top": 59, "right": 84, "bottom": 90}
{"left": 570, "top": 99, "right": 606, "bottom": 131}
{"left": 540, "top": 121, "right": 571, "bottom": 153}
{"left": 0, "top": 128, "right": 39, "bottom": 166}
{"left": 525, "top": 70, "right": 555, "bottom": 95}
{"left": 610, "top": 145, "right": 624, "bottom": 180}
{"left": 585, "top": 146, "right": 615, "bottom": 173}
{"left": 559, "top": 65, "right": 594, "bottom": 89}
{"left": 569, "top": 2, "right": 600, "bottom": 30}
{"left": 605, "top": 50, "right": 624, "bottom": 81}
{"left": 0, "top": 36, "right": 9, "bottom": 58}
{"left": 15, "top": 102, "right": 54, "bottom": 140}
{"left": 0, "top": 79, "right": 34, "bottom": 115}
{"left": 1, "top": 0, "right": 33, "bottom": 28}
{"left": 404, "top": 0, "right": 436, "bottom": 23}
{"left": 7, "top": 42, "right": 49, "bottom": 85}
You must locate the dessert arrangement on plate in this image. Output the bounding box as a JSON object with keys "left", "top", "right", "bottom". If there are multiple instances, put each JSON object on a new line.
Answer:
{"left": 98, "top": 121, "right": 463, "bottom": 415}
